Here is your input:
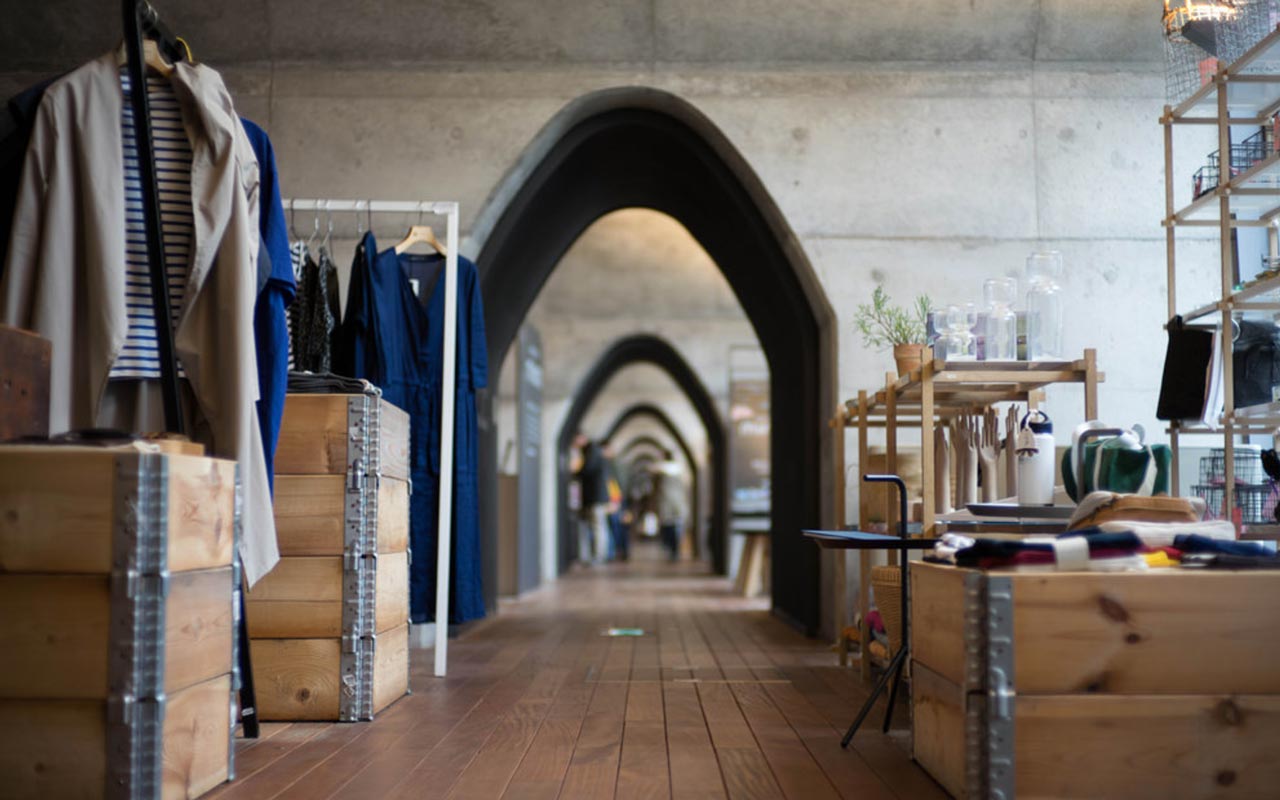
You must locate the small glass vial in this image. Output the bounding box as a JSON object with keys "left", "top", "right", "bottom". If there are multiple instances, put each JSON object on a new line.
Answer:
{"left": 982, "top": 278, "right": 1017, "bottom": 361}
{"left": 1026, "top": 250, "right": 1064, "bottom": 360}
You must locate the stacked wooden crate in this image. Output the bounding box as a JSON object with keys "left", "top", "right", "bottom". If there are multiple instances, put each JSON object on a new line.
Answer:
{"left": 248, "top": 392, "right": 411, "bottom": 721}
{"left": 910, "top": 561, "right": 1280, "bottom": 799}
{"left": 0, "top": 446, "right": 239, "bottom": 799}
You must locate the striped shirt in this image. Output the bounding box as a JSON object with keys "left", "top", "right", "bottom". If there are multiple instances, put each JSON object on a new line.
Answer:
{"left": 110, "top": 70, "right": 193, "bottom": 379}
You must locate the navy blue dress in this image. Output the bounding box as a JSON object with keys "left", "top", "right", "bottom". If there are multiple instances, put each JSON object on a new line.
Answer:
{"left": 240, "top": 118, "right": 295, "bottom": 491}
{"left": 338, "top": 234, "right": 487, "bottom": 624}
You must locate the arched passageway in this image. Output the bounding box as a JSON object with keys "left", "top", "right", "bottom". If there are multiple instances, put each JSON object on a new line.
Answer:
{"left": 603, "top": 402, "right": 707, "bottom": 561}
{"left": 554, "top": 337, "right": 725, "bottom": 574}
{"left": 618, "top": 434, "right": 672, "bottom": 461}
{"left": 473, "top": 87, "right": 836, "bottom": 634}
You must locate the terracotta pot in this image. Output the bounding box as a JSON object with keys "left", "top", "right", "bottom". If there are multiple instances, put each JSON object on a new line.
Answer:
{"left": 893, "top": 343, "right": 926, "bottom": 377}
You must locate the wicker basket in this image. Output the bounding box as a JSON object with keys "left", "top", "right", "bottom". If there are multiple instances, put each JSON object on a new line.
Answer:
{"left": 870, "top": 565, "right": 904, "bottom": 657}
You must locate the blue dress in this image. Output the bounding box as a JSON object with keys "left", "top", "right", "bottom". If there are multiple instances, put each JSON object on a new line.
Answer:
{"left": 240, "top": 118, "right": 296, "bottom": 490}
{"left": 338, "top": 234, "right": 487, "bottom": 624}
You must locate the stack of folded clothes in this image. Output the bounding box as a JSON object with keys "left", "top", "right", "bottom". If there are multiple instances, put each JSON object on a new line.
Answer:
{"left": 930, "top": 522, "right": 1277, "bottom": 572}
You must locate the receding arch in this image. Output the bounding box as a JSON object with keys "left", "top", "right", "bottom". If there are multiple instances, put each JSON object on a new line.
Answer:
{"left": 554, "top": 335, "right": 727, "bottom": 575}
{"left": 619, "top": 434, "right": 671, "bottom": 459}
{"left": 604, "top": 403, "right": 704, "bottom": 559}
{"left": 472, "top": 86, "right": 837, "bottom": 634}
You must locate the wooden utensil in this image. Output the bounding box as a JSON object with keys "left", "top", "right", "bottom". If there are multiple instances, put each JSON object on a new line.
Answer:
{"left": 1005, "top": 404, "right": 1020, "bottom": 499}
{"left": 935, "top": 425, "right": 952, "bottom": 514}
{"left": 979, "top": 408, "right": 999, "bottom": 503}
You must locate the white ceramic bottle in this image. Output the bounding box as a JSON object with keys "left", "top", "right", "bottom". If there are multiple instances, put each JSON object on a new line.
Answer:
{"left": 1016, "top": 410, "right": 1056, "bottom": 506}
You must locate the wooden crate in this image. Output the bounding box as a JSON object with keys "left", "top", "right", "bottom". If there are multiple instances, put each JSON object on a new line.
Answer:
{"left": 0, "top": 446, "right": 239, "bottom": 799}
{"left": 249, "top": 392, "right": 411, "bottom": 722}
{"left": 910, "top": 561, "right": 1280, "bottom": 799}
{"left": 273, "top": 393, "right": 409, "bottom": 480}
{"left": 0, "top": 325, "right": 50, "bottom": 441}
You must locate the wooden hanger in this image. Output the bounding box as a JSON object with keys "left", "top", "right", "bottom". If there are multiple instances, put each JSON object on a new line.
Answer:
{"left": 116, "top": 38, "right": 175, "bottom": 77}
{"left": 394, "top": 224, "right": 447, "bottom": 256}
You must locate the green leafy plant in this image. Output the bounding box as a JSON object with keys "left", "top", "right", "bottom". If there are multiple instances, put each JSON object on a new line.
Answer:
{"left": 854, "top": 286, "right": 933, "bottom": 349}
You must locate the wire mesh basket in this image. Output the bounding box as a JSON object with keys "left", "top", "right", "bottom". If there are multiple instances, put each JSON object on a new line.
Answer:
{"left": 1219, "top": 0, "right": 1280, "bottom": 67}
{"left": 1166, "top": 36, "right": 1218, "bottom": 106}
{"left": 1192, "top": 140, "right": 1269, "bottom": 195}
{"left": 1199, "top": 445, "right": 1265, "bottom": 484}
{"left": 1192, "top": 481, "right": 1279, "bottom": 523}
{"left": 1165, "top": 0, "right": 1280, "bottom": 105}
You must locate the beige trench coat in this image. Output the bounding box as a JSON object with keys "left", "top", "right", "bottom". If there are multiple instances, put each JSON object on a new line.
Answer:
{"left": 0, "top": 52, "right": 279, "bottom": 584}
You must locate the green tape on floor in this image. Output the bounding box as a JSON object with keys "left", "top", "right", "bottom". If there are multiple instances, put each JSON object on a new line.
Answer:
{"left": 602, "top": 628, "right": 646, "bottom": 637}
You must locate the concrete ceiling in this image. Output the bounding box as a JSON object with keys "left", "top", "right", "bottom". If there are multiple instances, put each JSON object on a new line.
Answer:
{"left": 1, "top": 0, "right": 1162, "bottom": 73}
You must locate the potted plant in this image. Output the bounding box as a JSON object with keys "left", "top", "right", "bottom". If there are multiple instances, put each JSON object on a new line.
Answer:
{"left": 854, "top": 286, "right": 934, "bottom": 376}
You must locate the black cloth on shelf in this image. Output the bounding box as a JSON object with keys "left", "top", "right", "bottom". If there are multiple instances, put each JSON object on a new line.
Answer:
{"left": 286, "top": 371, "right": 377, "bottom": 395}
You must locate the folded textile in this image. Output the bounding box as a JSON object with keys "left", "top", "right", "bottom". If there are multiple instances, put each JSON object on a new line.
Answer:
{"left": 1172, "top": 534, "right": 1273, "bottom": 558}
{"left": 931, "top": 533, "right": 977, "bottom": 564}
{"left": 286, "top": 371, "right": 380, "bottom": 396}
{"left": 992, "top": 554, "right": 1150, "bottom": 573}
{"left": 1182, "top": 553, "right": 1280, "bottom": 569}
{"left": 1097, "top": 519, "right": 1236, "bottom": 546}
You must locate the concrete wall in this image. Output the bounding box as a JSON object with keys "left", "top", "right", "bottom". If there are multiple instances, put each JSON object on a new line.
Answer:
{"left": 0, "top": 0, "right": 1221, "bottom": 621}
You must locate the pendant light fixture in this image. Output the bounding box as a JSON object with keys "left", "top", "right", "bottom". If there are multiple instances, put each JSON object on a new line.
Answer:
{"left": 1164, "top": 0, "right": 1241, "bottom": 44}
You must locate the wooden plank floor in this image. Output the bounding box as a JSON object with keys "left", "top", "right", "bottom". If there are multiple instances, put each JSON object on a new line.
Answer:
{"left": 209, "top": 542, "right": 945, "bottom": 800}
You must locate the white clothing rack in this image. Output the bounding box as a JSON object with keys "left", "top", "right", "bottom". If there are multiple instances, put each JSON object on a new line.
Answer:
{"left": 284, "top": 198, "right": 460, "bottom": 678}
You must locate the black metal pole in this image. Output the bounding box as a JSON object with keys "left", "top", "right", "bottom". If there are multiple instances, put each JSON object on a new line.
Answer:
{"left": 840, "top": 473, "right": 911, "bottom": 747}
{"left": 122, "top": 0, "right": 183, "bottom": 435}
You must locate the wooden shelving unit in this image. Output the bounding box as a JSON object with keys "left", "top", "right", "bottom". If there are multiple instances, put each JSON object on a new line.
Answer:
{"left": 1163, "top": 24, "right": 1280, "bottom": 529}
{"left": 832, "top": 348, "right": 1102, "bottom": 678}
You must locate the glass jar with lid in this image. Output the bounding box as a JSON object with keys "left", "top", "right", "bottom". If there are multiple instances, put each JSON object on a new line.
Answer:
{"left": 1025, "top": 250, "right": 1064, "bottom": 360}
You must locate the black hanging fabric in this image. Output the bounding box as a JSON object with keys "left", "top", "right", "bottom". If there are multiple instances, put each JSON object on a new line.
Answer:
{"left": 1156, "top": 315, "right": 1214, "bottom": 421}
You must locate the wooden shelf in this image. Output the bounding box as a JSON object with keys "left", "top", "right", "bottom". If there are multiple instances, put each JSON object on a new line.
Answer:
{"left": 1164, "top": 23, "right": 1280, "bottom": 527}
{"left": 844, "top": 355, "right": 1102, "bottom": 422}
{"left": 1179, "top": 271, "right": 1280, "bottom": 323}
{"left": 832, "top": 348, "right": 1102, "bottom": 681}
{"left": 1167, "top": 150, "right": 1280, "bottom": 227}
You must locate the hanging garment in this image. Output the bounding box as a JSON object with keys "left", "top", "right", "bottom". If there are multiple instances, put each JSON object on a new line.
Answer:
{"left": 0, "top": 77, "right": 58, "bottom": 278}
{"left": 111, "top": 70, "right": 193, "bottom": 379}
{"left": 0, "top": 52, "right": 279, "bottom": 585}
{"left": 286, "top": 240, "right": 307, "bottom": 371}
{"left": 335, "top": 235, "right": 488, "bottom": 624}
{"left": 291, "top": 244, "right": 335, "bottom": 373}
{"left": 240, "top": 117, "right": 296, "bottom": 490}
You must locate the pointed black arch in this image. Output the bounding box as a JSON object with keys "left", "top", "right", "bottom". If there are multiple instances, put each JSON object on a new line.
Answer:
{"left": 553, "top": 336, "right": 726, "bottom": 574}
{"left": 472, "top": 87, "right": 836, "bottom": 634}
{"left": 604, "top": 403, "right": 704, "bottom": 559}
{"left": 618, "top": 434, "right": 671, "bottom": 459}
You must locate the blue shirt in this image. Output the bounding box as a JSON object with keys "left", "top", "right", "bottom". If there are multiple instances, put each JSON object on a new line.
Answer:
{"left": 241, "top": 118, "right": 296, "bottom": 491}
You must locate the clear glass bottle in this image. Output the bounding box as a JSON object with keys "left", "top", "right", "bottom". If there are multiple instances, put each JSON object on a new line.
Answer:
{"left": 1026, "top": 250, "right": 1064, "bottom": 360}
{"left": 929, "top": 308, "right": 947, "bottom": 361}
{"left": 941, "top": 304, "right": 977, "bottom": 361}
{"left": 982, "top": 278, "right": 1018, "bottom": 361}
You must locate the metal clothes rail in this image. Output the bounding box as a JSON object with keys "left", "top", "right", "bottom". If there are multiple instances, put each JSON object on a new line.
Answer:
{"left": 122, "top": 0, "right": 185, "bottom": 433}
{"left": 284, "top": 199, "right": 461, "bottom": 677}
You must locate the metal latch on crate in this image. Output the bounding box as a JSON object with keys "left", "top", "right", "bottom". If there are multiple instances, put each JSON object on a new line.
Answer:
{"left": 122, "top": 569, "right": 171, "bottom": 600}
{"left": 348, "top": 458, "right": 366, "bottom": 492}
{"left": 107, "top": 693, "right": 167, "bottom": 726}
{"left": 985, "top": 576, "right": 1016, "bottom": 800}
